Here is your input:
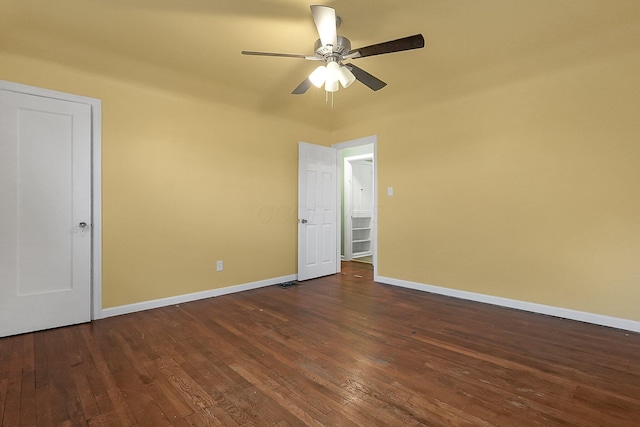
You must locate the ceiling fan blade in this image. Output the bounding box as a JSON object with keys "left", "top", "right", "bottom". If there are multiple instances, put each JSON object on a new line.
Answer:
{"left": 351, "top": 34, "right": 425, "bottom": 59}
{"left": 241, "top": 50, "right": 320, "bottom": 60}
{"left": 292, "top": 78, "right": 313, "bottom": 95}
{"left": 346, "top": 64, "right": 387, "bottom": 91}
{"left": 310, "top": 5, "right": 337, "bottom": 49}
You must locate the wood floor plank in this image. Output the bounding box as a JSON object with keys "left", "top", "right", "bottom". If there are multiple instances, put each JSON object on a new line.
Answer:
{"left": 20, "top": 334, "right": 38, "bottom": 426}
{"left": 154, "top": 351, "right": 225, "bottom": 425}
{"left": 230, "top": 363, "right": 336, "bottom": 427}
{"left": 80, "top": 327, "right": 139, "bottom": 426}
{"left": 0, "top": 378, "right": 8, "bottom": 426}
{"left": 159, "top": 345, "right": 247, "bottom": 426}
{"left": 2, "top": 261, "right": 640, "bottom": 426}
{"left": 87, "top": 412, "right": 128, "bottom": 427}
{"left": 3, "top": 336, "right": 22, "bottom": 426}
{"left": 46, "top": 327, "right": 91, "bottom": 426}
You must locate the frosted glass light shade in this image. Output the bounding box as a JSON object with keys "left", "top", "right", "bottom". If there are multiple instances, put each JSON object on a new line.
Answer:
{"left": 326, "top": 61, "right": 340, "bottom": 73}
{"left": 309, "top": 66, "right": 327, "bottom": 88}
{"left": 338, "top": 66, "right": 356, "bottom": 88}
{"left": 325, "top": 78, "right": 339, "bottom": 92}
{"left": 325, "top": 62, "right": 340, "bottom": 92}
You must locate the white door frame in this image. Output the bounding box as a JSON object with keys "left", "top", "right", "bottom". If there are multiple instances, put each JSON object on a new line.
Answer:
{"left": 0, "top": 80, "right": 103, "bottom": 320}
{"left": 332, "top": 135, "right": 378, "bottom": 280}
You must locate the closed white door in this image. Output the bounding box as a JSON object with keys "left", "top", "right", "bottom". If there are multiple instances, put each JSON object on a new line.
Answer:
{"left": 297, "top": 142, "right": 339, "bottom": 281}
{"left": 0, "top": 89, "right": 92, "bottom": 337}
{"left": 351, "top": 159, "right": 374, "bottom": 213}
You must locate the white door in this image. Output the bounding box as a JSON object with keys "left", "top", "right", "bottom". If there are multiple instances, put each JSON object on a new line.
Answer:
{"left": 298, "top": 142, "right": 339, "bottom": 281}
{"left": 0, "top": 89, "right": 92, "bottom": 337}
{"left": 351, "top": 159, "right": 374, "bottom": 213}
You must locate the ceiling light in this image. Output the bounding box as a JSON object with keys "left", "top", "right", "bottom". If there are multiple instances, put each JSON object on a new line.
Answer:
{"left": 309, "top": 65, "right": 327, "bottom": 88}
{"left": 325, "top": 62, "right": 340, "bottom": 92}
{"left": 308, "top": 61, "right": 356, "bottom": 94}
{"left": 337, "top": 66, "right": 356, "bottom": 88}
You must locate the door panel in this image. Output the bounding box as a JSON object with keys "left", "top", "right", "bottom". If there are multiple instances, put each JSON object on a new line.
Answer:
{"left": 0, "top": 90, "right": 92, "bottom": 337}
{"left": 298, "top": 142, "right": 338, "bottom": 281}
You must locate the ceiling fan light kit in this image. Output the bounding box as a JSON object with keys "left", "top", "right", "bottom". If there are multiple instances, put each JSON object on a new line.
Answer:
{"left": 241, "top": 4, "right": 425, "bottom": 103}
{"left": 309, "top": 60, "right": 356, "bottom": 92}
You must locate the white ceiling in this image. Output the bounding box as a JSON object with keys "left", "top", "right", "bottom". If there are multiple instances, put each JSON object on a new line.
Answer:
{"left": 2, "top": 0, "right": 640, "bottom": 128}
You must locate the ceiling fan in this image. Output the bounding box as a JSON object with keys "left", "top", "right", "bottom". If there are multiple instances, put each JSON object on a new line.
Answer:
{"left": 241, "top": 5, "right": 425, "bottom": 96}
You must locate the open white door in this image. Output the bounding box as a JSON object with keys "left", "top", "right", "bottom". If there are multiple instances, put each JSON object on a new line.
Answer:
{"left": 0, "top": 89, "right": 92, "bottom": 337}
{"left": 298, "top": 142, "right": 339, "bottom": 281}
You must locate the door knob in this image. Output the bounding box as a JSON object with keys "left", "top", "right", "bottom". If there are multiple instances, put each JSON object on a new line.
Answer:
{"left": 79, "top": 222, "right": 87, "bottom": 228}
{"left": 300, "top": 219, "right": 308, "bottom": 224}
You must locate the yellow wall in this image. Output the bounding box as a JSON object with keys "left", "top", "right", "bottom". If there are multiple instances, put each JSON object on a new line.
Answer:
{"left": 0, "top": 53, "right": 330, "bottom": 308}
{"left": 333, "top": 49, "right": 640, "bottom": 321}
{"left": 3, "top": 41, "right": 639, "bottom": 322}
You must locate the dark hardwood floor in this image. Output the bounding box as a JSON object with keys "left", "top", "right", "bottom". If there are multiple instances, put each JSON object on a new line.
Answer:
{"left": 1, "top": 261, "right": 639, "bottom": 426}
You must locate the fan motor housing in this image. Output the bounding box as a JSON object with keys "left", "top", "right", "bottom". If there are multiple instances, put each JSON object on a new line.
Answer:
{"left": 314, "top": 36, "right": 352, "bottom": 58}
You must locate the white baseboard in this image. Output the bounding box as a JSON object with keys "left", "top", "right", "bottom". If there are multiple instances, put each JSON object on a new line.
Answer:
{"left": 99, "top": 274, "right": 297, "bottom": 319}
{"left": 376, "top": 276, "right": 640, "bottom": 334}
{"left": 98, "top": 273, "right": 640, "bottom": 334}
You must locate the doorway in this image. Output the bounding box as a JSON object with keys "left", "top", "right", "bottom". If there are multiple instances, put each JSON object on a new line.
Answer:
{"left": 343, "top": 154, "right": 374, "bottom": 262}
{"left": 332, "top": 136, "right": 377, "bottom": 275}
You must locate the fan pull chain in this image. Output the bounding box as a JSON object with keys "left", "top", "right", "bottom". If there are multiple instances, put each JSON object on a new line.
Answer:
{"left": 325, "top": 91, "right": 335, "bottom": 108}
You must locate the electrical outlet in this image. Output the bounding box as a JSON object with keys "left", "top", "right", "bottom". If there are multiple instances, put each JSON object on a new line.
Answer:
{"left": 216, "top": 260, "right": 223, "bottom": 271}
